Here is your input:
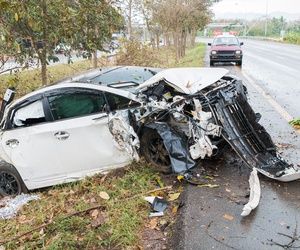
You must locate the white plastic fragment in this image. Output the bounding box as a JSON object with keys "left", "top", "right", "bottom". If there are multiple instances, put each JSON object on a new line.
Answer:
{"left": 149, "top": 212, "right": 164, "bottom": 217}
{"left": 0, "top": 194, "right": 40, "bottom": 220}
{"left": 241, "top": 168, "right": 261, "bottom": 217}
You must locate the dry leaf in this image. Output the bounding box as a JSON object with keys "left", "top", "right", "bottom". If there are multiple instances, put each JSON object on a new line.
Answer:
{"left": 172, "top": 205, "right": 178, "bottom": 215}
{"left": 18, "top": 215, "right": 27, "bottom": 224}
{"left": 99, "top": 191, "right": 110, "bottom": 200}
{"left": 223, "top": 213, "right": 234, "bottom": 221}
{"left": 91, "top": 213, "right": 106, "bottom": 228}
{"left": 90, "top": 209, "right": 99, "bottom": 219}
{"left": 148, "top": 218, "right": 158, "bottom": 229}
{"left": 198, "top": 184, "right": 219, "bottom": 188}
{"left": 177, "top": 175, "right": 184, "bottom": 182}
{"left": 168, "top": 192, "right": 181, "bottom": 201}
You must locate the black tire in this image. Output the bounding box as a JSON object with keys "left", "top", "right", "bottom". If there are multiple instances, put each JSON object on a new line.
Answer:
{"left": 0, "top": 162, "right": 28, "bottom": 196}
{"left": 140, "top": 128, "right": 172, "bottom": 174}
{"left": 210, "top": 61, "right": 214, "bottom": 67}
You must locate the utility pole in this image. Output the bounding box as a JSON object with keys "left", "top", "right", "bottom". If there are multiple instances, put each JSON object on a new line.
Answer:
{"left": 264, "top": 0, "right": 268, "bottom": 37}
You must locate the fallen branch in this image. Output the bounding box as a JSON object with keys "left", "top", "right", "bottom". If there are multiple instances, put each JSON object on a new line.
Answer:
{"left": 0, "top": 204, "right": 105, "bottom": 245}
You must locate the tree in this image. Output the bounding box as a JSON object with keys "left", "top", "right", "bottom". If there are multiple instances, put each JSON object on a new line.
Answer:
{"left": 145, "top": 0, "right": 212, "bottom": 60}
{"left": 0, "top": 0, "right": 65, "bottom": 84}
{"left": 60, "top": 0, "right": 123, "bottom": 68}
{"left": 0, "top": 0, "right": 123, "bottom": 83}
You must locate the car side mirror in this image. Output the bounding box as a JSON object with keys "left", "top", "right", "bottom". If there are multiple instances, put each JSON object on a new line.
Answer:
{"left": 240, "top": 42, "right": 244, "bottom": 46}
{"left": 208, "top": 43, "right": 211, "bottom": 46}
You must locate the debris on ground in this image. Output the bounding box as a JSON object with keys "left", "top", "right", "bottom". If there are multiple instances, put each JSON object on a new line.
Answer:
{"left": 0, "top": 194, "right": 39, "bottom": 219}
{"left": 241, "top": 168, "right": 261, "bottom": 217}
{"left": 144, "top": 196, "right": 168, "bottom": 217}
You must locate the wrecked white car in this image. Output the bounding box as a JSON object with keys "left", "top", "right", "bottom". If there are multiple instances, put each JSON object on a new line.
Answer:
{"left": 0, "top": 67, "right": 299, "bottom": 196}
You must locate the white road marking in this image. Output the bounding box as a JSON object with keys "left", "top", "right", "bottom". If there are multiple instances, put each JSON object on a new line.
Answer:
{"left": 241, "top": 69, "right": 294, "bottom": 123}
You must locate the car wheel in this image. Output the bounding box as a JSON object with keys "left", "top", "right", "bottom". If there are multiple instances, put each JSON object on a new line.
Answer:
{"left": 140, "top": 128, "right": 172, "bottom": 174}
{"left": 0, "top": 162, "right": 27, "bottom": 196}
{"left": 210, "top": 61, "right": 214, "bottom": 67}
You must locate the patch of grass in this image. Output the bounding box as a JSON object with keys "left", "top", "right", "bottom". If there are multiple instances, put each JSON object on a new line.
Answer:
{"left": 0, "top": 163, "right": 160, "bottom": 249}
{"left": 173, "top": 43, "right": 206, "bottom": 67}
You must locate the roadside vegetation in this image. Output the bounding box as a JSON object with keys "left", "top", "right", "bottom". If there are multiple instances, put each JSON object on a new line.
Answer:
{"left": 0, "top": 43, "right": 206, "bottom": 249}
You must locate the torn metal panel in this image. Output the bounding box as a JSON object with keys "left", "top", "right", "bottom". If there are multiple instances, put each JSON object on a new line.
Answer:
{"left": 108, "top": 110, "right": 140, "bottom": 161}
{"left": 241, "top": 168, "right": 261, "bottom": 217}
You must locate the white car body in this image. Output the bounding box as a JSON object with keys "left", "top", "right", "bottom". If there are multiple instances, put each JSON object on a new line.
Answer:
{"left": 0, "top": 83, "right": 138, "bottom": 190}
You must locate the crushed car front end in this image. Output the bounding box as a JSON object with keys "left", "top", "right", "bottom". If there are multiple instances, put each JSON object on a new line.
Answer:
{"left": 126, "top": 68, "right": 300, "bottom": 181}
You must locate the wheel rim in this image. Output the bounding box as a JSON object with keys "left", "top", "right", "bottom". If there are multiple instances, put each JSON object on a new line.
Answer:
{"left": 0, "top": 171, "right": 20, "bottom": 195}
{"left": 148, "top": 137, "right": 170, "bottom": 166}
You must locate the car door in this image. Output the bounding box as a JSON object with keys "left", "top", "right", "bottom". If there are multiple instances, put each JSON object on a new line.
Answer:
{"left": 43, "top": 88, "right": 133, "bottom": 183}
{"left": 1, "top": 88, "right": 132, "bottom": 190}
{"left": 0, "top": 95, "right": 64, "bottom": 190}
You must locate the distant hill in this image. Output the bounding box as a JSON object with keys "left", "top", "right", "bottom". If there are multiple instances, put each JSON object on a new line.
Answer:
{"left": 214, "top": 12, "right": 300, "bottom": 21}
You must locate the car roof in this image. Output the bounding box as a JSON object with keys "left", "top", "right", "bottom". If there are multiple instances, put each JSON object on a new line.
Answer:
{"left": 59, "top": 66, "right": 161, "bottom": 91}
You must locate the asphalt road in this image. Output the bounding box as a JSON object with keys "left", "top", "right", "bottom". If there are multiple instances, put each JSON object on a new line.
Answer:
{"left": 173, "top": 39, "right": 300, "bottom": 250}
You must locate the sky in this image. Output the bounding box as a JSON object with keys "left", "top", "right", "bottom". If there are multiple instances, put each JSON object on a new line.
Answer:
{"left": 212, "top": 0, "right": 300, "bottom": 14}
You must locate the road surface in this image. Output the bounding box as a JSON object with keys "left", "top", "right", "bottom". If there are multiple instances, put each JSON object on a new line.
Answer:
{"left": 173, "top": 39, "right": 300, "bottom": 250}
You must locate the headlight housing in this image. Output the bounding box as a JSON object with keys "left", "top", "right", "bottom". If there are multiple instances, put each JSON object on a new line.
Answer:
{"left": 235, "top": 50, "right": 242, "bottom": 54}
{"left": 211, "top": 50, "right": 217, "bottom": 55}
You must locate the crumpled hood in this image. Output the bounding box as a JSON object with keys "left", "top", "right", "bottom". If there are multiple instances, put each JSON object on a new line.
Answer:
{"left": 136, "top": 67, "right": 229, "bottom": 94}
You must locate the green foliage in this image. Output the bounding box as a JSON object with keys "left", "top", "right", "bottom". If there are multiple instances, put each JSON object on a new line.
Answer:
{"left": 289, "top": 118, "right": 300, "bottom": 126}
{"left": 0, "top": 0, "right": 123, "bottom": 83}
{"left": 283, "top": 32, "right": 300, "bottom": 45}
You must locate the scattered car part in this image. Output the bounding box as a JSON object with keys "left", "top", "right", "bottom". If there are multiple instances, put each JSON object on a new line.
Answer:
{"left": 0, "top": 194, "right": 39, "bottom": 219}
{"left": 241, "top": 168, "right": 261, "bottom": 216}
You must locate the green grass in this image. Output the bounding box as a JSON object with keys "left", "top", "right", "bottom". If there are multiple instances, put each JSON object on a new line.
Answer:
{"left": 173, "top": 43, "right": 206, "bottom": 67}
{"left": 0, "top": 163, "right": 160, "bottom": 249}
{"left": 0, "top": 43, "right": 206, "bottom": 249}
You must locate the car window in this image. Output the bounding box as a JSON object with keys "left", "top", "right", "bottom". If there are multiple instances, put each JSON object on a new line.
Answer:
{"left": 48, "top": 92, "right": 106, "bottom": 120}
{"left": 13, "top": 100, "right": 46, "bottom": 128}
{"left": 105, "top": 92, "right": 140, "bottom": 111}
{"left": 213, "top": 37, "right": 239, "bottom": 46}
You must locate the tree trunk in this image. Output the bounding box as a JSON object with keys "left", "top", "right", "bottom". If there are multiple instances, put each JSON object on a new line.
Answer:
{"left": 128, "top": 0, "right": 132, "bottom": 39}
{"left": 93, "top": 51, "right": 97, "bottom": 68}
{"left": 41, "top": 61, "right": 47, "bottom": 85}
{"left": 190, "top": 28, "right": 196, "bottom": 47}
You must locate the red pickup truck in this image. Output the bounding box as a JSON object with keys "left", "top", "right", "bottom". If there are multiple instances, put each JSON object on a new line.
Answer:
{"left": 208, "top": 35, "right": 244, "bottom": 67}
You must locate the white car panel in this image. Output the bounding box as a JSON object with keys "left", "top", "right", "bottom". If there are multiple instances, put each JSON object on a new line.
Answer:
{"left": 2, "top": 112, "right": 133, "bottom": 190}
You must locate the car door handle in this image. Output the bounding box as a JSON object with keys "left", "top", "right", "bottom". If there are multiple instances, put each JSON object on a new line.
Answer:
{"left": 54, "top": 131, "right": 70, "bottom": 140}
{"left": 92, "top": 114, "right": 108, "bottom": 121}
{"left": 6, "top": 139, "right": 19, "bottom": 148}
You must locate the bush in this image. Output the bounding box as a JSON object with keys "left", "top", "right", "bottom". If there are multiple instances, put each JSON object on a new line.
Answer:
{"left": 283, "top": 32, "right": 300, "bottom": 45}
{"left": 116, "top": 39, "right": 173, "bottom": 67}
